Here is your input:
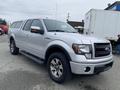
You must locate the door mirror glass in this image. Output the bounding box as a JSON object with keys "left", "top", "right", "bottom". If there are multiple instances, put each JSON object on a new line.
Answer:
{"left": 31, "top": 26, "right": 44, "bottom": 34}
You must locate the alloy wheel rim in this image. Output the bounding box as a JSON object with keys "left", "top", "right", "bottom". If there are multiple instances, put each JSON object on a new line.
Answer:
{"left": 50, "top": 58, "right": 63, "bottom": 78}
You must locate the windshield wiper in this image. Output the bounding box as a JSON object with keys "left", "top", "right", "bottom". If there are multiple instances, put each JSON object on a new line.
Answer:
{"left": 49, "top": 30, "right": 65, "bottom": 32}
{"left": 71, "top": 32, "right": 78, "bottom": 33}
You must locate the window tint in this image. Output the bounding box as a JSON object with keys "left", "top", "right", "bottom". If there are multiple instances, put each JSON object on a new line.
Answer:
{"left": 0, "top": 19, "right": 7, "bottom": 25}
{"left": 31, "top": 19, "right": 43, "bottom": 30}
{"left": 10, "top": 21, "right": 23, "bottom": 28}
{"left": 15, "top": 21, "right": 23, "bottom": 28}
{"left": 23, "top": 20, "right": 33, "bottom": 31}
{"left": 10, "top": 22, "right": 16, "bottom": 28}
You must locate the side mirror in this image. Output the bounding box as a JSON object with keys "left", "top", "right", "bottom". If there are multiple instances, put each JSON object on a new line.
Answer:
{"left": 31, "top": 26, "right": 44, "bottom": 34}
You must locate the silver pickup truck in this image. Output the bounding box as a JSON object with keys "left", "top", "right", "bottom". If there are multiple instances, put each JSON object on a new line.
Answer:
{"left": 8, "top": 19, "right": 113, "bottom": 83}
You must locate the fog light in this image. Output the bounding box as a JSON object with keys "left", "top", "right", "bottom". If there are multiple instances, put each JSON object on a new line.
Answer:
{"left": 84, "top": 67, "right": 91, "bottom": 72}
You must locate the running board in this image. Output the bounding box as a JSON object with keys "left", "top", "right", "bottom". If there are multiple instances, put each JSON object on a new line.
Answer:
{"left": 20, "top": 51, "right": 44, "bottom": 64}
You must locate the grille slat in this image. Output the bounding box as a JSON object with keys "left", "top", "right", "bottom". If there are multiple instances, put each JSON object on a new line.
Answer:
{"left": 94, "top": 43, "right": 111, "bottom": 57}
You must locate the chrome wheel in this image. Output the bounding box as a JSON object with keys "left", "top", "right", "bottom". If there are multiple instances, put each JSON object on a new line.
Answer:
{"left": 50, "top": 58, "right": 63, "bottom": 78}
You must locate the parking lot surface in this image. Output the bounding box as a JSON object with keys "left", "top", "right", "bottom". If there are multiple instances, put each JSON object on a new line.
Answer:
{"left": 0, "top": 35, "right": 120, "bottom": 90}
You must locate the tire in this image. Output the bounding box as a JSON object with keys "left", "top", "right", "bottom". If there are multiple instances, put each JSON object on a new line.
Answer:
{"left": 10, "top": 39, "right": 19, "bottom": 55}
{"left": 0, "top": 31, "right": 3, "bottom": 35}
{"left": 47, "top": 52, "right": 71, "bottom": 83}
{"left": 5, "top": 32, "right": 8, "bottom": 34}
{"left": 94, "top": 72, "right": 101, "bottom": 75}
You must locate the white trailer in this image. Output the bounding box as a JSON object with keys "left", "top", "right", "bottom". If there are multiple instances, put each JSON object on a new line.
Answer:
{"left": 84, "top": 9, "right": 120, "bottom": 41}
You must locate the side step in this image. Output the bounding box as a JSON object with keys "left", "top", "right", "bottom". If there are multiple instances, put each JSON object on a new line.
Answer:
{"left": 20, "top": 50, "right": 44, "bottom": 64}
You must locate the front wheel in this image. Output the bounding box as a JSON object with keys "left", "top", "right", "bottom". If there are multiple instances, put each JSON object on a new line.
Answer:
{"left": 47, "top": 52, "right": 71, "bottom": 83}
{"left": 10, "top": 40, "right": 19, "bottom": 55}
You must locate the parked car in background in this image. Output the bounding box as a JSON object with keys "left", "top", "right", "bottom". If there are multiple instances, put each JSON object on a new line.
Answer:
{"left": 8, "top": 18, "right": 113, "bottom": 83}
{"left": 0, "top": 28, "right": 4, "bottom": 35}
{"left": 0, "top": 19, "right": 8, "bottom": 34}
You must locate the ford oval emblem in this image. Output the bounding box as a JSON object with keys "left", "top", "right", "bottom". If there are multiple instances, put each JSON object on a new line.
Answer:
{"left": 105, "top": 47, "right": 110, "bottom": 51}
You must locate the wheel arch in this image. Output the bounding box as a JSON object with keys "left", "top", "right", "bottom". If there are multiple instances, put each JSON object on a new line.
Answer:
{"left": 45, "top": 45, "right": 72, "bottom": 64}
{"left": 9, "top": 32, "right": 16, "bottom": 42}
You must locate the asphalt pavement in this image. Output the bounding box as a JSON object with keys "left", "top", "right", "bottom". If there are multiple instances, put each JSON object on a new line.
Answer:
{"left": 0, "top": 35, "right": 120, "bottom": 90}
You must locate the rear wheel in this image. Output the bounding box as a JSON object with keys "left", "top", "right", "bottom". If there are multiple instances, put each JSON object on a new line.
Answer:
{"left": 10, "top": 40, "right": 19, "bottom": 55}
{"left": 47, "top": 52, "right": 71, "bottom": 83}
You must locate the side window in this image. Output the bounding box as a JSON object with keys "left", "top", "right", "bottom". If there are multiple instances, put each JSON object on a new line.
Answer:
{"left": 31, "top": 19, "right": 44, "bottom": 30}
{"left": 15, "top": 21, "right": 23, "bottom": 28}
{"left": 10, "top": 22, "right": 17, "bottom": 28}
{"left": 10, "top": 21, "right": 23, "bottom": 29}
{"left": 23, "top": 20, "right": 33, "bottom": 31}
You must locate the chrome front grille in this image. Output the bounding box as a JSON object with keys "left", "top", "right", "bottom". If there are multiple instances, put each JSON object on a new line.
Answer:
{"left": 94, "top": 43, "right": 111, "bottom": 57}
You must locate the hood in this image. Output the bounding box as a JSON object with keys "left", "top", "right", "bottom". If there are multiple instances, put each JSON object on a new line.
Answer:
{"left": 47, "top": 32, "right": 109, "bottom": 45}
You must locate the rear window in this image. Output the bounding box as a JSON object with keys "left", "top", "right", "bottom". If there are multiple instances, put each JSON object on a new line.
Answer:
{"left": 10, "top": 21, "right": 23, "bottom": 29}
{"left": 23, "top": 20, "right": 33, "bottom": 31}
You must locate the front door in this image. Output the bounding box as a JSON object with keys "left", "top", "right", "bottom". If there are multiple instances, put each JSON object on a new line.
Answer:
{"left": 27, "top": 19, "right": 45, "bottom": 58}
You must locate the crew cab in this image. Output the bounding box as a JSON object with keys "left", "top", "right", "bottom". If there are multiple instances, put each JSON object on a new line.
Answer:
{"left": 8, "top": 19, "right": 113, "bottom": 83}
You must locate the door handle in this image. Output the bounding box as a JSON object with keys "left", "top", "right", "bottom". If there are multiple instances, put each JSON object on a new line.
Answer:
{"left": 44, "top": 37, "right": 51, "bottom": 40}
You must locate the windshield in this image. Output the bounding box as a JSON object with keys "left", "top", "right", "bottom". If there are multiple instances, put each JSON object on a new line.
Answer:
{"left": 43, "top": 19, "right": 77, "bottom": 33}
{"left": 0, "top": 19, "right": 7, "bottom": 25}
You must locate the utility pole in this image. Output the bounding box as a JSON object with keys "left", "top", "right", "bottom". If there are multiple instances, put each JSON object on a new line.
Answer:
{"left": 66, "top": 13, "right": 70, "bottom": 22}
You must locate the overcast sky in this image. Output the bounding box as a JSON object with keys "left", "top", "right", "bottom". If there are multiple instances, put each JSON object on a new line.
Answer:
{"left": 0, "top": 0, "right": 116, "bottom": 22}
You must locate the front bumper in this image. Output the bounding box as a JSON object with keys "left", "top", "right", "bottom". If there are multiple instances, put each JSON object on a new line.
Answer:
{"left": 70, "top": 57, "right": 113, "bottom": 74}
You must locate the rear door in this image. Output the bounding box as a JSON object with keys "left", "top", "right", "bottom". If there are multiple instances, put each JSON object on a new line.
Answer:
{"left": 19, "top": 19, "right": 33, "bottom": 51}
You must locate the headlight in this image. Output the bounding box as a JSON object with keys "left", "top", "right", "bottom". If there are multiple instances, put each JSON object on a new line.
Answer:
{"left": 72, "top": 44, "right": 92, "bottom": 59}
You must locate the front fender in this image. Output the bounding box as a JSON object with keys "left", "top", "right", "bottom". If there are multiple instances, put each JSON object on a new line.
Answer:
{"left": 44, "top": 40, "right": 75, "bottom": 60}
